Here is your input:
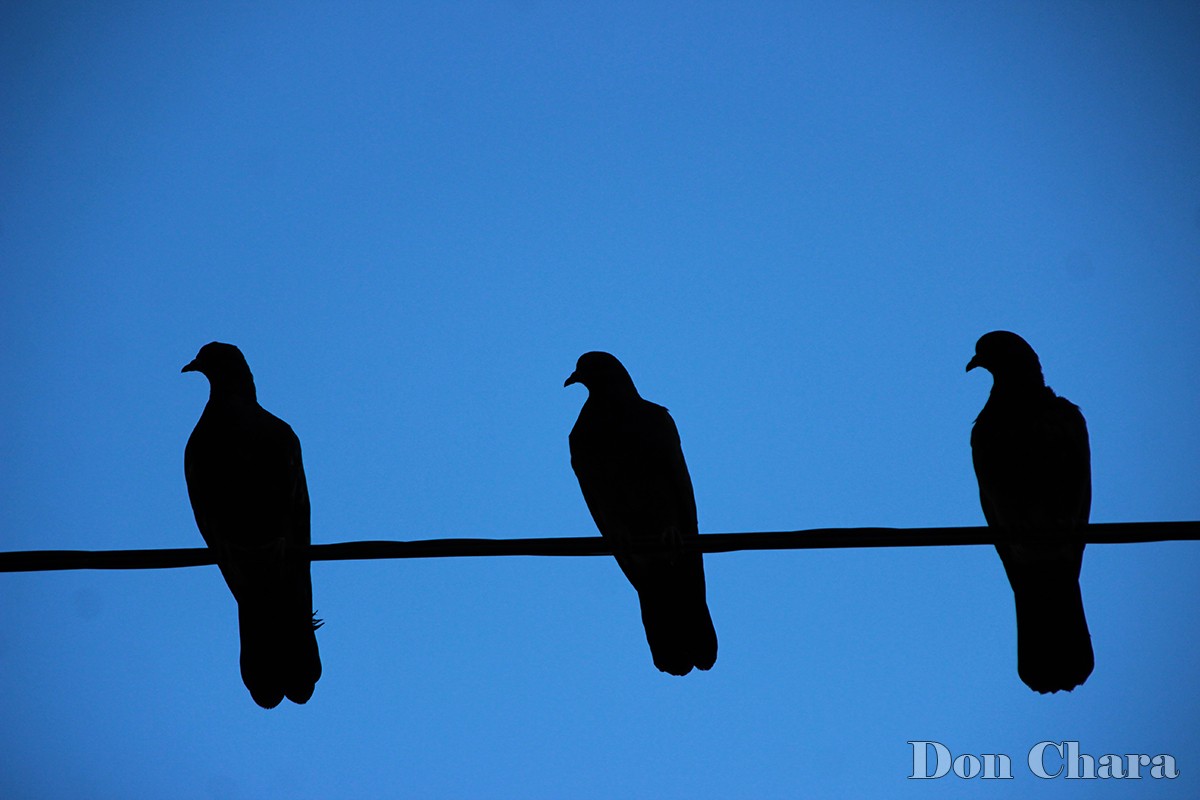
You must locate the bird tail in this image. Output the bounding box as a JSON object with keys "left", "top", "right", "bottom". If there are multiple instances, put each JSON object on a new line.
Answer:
{"left": 637, "top": 555, "right": 718, "bottom": 677}
{"left": 234, "top": 546, "right": 322, "bottom": 709}
{"left": 1007, "top": 558, "right": 1094, "bottom": 694}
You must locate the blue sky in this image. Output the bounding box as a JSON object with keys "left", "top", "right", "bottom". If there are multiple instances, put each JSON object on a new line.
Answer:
{"left": 1, "top": 2, "right": 1197, "bottom": 797}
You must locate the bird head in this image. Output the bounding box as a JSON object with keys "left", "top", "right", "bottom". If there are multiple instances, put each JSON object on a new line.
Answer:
{"left": 182, "top": 342, "right": 257, "bottom": 398}
{"left": 564, "top": 351, "right": 639, "bottom": 397}
{"left": 966, "top": 331, "right": 1045, "bottom": 386}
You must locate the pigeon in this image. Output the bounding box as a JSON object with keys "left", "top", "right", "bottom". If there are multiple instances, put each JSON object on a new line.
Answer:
{"left": 183, "top": 342, "right": 321, "bottom": 708}
{"left": 565, "top": 351, "right": 717, "bottom": 675}
{"left": 967, "top": 331, "right": 1093, "bottom": 693}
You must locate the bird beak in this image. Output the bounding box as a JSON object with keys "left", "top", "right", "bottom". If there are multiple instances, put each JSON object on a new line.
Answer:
{"left": 182, "top": 359, "right": 199, "bottom": 374}
{"left": 564, "top": 371, "right": 579, "bottom": 387}
{"left": 965, "top": 355, "right": 980, "bottom": 373}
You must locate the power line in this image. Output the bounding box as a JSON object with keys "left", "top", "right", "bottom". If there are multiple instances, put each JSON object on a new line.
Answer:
{"left": 1, "top": 521, "right": 1195, "bottom": 573}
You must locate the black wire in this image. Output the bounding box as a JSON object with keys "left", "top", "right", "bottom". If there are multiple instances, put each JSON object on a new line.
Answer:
{"left": 1, "top": 521, "right": 1195, "bottom": 572}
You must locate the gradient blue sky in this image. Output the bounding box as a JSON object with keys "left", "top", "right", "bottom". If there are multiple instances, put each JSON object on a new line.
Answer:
{"left": 2, "top": 2, "right": 1197, "bottom": 798}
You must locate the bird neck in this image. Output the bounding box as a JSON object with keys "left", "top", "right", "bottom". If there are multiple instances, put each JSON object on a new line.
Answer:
{"left": 208, "top": 376, "right": 258, "bottom": 405}
{"left": 989, "top": 372, "right": 1050, "bottom": 402}
{"left": 587, "top": 383, "right": 641, "bottom": 404}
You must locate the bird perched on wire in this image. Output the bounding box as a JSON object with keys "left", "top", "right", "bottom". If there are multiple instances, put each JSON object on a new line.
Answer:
{"left": 967, "top": 331, "right": 1094, "bottom": 693}
{"left": 183, "top": 342, "right": 322, "bottom": 708}
{"left": 566, "top": 351, "right": 717, "bottom": 676}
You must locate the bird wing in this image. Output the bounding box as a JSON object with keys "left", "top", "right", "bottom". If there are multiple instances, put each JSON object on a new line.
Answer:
{"left": 185, "top": 405, "right": 309, "bottom": 595}
{"left": 972, "top": 388, "right": 1093, "bottom": 693}
{"left": 570, "top": 400, "right": 695, "bottom": 574}
{"left": 972, "top": 392, "right": 1090, "bottom": 532}
{"left": 185, "top": 401, "right": 319, "bottom": 707}
{"left": 571, "top": 395, "right": 716, "bottom": 675}
{"left": 1050, "top": 396, "right": 1091, "bottom": 527}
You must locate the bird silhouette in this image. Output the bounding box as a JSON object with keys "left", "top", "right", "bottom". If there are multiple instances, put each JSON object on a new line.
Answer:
{"left": 566, "top": 352, "right": 717, "bottom": 675}
{"left": 183, "top": 342, "right": 321, "bottom": 708}
{"left": 967, "top": 331, "right": 1093, "bottom": 693}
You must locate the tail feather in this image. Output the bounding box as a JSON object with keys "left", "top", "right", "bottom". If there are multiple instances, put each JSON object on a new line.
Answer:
{"left": 238, "top": 602, "right": 322, "bottom": 708}
{"left": 234, "top": 560, "right": 322, "bottom": 709}
{"left": 283, "top": 613, "right": 322, "bottom": 704}
{"left": 1009, "top": 564, "right": 1093, "bottom": 693}
{"left": 636, "top": 558, "right": 717, "bottom": 676}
